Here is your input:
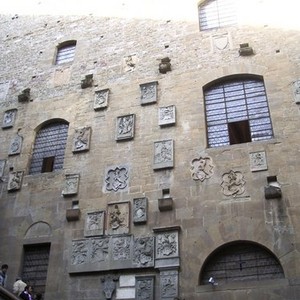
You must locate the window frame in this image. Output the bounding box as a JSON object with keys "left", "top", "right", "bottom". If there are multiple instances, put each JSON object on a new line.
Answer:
{"left": 203, "top": 75, "right": 274, "bottom": 148}
{"left": 54, "top": 40, "right": 77, "bottom": 65}
{"left": 198, "top": 0, "right": 237, "bottom": 31}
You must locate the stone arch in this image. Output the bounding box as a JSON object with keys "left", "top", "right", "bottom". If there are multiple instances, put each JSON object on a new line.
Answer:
{"left": 24, "top": 221, "right": 52, "bottom": 240}
{"left": 199, "top": 240, "right": 284, "bottom": 285}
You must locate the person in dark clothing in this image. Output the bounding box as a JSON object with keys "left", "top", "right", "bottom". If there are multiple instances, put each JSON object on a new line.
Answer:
{"left": 19, "top": 285, "right": 33, "bottom": 300}
{"left": 0, "top": 264, "right": 8, "bottom": 287}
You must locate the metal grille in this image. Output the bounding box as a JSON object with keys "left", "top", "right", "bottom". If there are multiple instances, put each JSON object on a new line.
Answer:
{"left": 29, "top": 122, "right": 69, "bottom": 174}
{"left": 22, "top": 244, "right": 50, "bottom": 295}
{"left": 199, "top": 0, "right": 237, "bottom": 31}
{"left": 55, "top": 42, "right": 76, "bottom": 65}
{"left": 200, "top": 243, "right": 284, "bottom": 285}
{"left": 204, "top": 77, "right": 273, "bottom": 148}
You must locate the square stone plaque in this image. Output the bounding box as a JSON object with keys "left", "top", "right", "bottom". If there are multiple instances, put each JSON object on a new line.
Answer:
{"left": 153, "top": 139, "right": 174, "bottom": 170}
{"left": 116, "top": 114, "right": 135, "bottom": 141}
{"left": 84, "top": 211, "right": 105, "bottom": 237}
{"left": 72, "top": 127, "right": 91, "bottom": 153}
{"left": 2, "top": 109, "right": 17, "bottom": 129}
{"left": 133, "top": 197, "right": 147, "bottom": 224}
{"left": 158, "top": 105, "right": 176, "bottom": 126}
{"left": 94, "top": 88, "right": 109, "bottom": 110}
{"left": 249, "top": 151, "right": 268, "bottom": 172}
{"left": 107, "top": 202, "right": 130, "bottom": 235}
{"left": 0, "top": 160, "right": 6, "bottom": 177}
{"left": 62, "top": 174, "right": 80, "bottom": 196}
{"left": 140, "top": 81, "right": 158, "bottom": 105}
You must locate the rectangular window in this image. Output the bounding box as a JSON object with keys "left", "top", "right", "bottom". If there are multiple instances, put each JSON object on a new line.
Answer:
{"left": 55, "top": 41, "right": 76, "bottom": 65}
{"left": 41, "top": 156, "right": 55, "bottom": 173}
{"left": 228, "top": 120, "right": 251, "bottom": 145}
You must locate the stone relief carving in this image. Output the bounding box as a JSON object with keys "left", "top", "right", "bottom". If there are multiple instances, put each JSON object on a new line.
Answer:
{"left": 133, "top": 198, "right": 147, "bottom": 224}
{"left": 71, "top": 239, "right": 89, "bottom": 265}
{"left": 101, "top": 275, "right": 119, "bottom": 300}
{"left": 105, "top": 166, "right": 129, "bottom": 192}
{"left": 249, "top": 151, "right": 268, "bottom": 172}
{"left": 153, "top": 139, "right": 174, "bottom": 170}
{"left": 156, "top": 232, "right": 178, "bottom": 258}
{"left": 8, "top": 132, "right": 23, "bottom": 155}
{"left": 90, "top": 238, "right": 109, "bottom": 263}
{"left": 293, "top": 80, "right": 300, "bottom": 104}
{"left": 190, "top": 156, "right": 214, "bottom": 181}
{"left": 72, "top": 127, "right": 91, "bottom": 153}
{"left": 160, "top": 270, "right": 178, "bottom": 299}
{"left": 84, "top": 211, "right": 105, "bottom": 237}
{"left": 221, "top": 170, "right": 245, "bottom": 197}
{"left": 140, "top": 81, "right": 158, "bottom": 105}
{"left": 7, "top": 171, "right": 23, "bottom": 191}
{"left": 133, "top": 237, "right": 154, "bottom": 268}
{"left": 158, "top": 105, "right": 176, "bottom": 126}
{"left": 212, "top": 33, "right": 229, "bottom": 51}
{"left": 116, "top": 114, "right": 135, "bottom": 141}
{"left": 123, "top": 54, "right": 137, "bottom": 72}
{"left": 0, "top": 82, "right": 10, "bottom": 102}
{"left": 107, "top": 202, "right": 130, "bottom": 234}
{"left": 112, "top": 236, "right": 131, "bottom": 260}
{"left": 2, "top": 109, "right": 17, "bottom": 129}
{"left": 62, "top": 174, "right": 80, "bottom": 196}
{"left": 94, "top": 88, "right": 109, "bottom": 110}
{"left": 0, "top": 160, "right": 6, "bottom": 178}
{"left": 136, "top": 276, "right": 155, "bottom": 300}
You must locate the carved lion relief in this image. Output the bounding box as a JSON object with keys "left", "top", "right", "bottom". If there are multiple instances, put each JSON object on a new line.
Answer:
{"left": 105, "top": 165, "right": 129, "bottom": 192}
{"left": 221, "top": 170, "right": 245, "bottom": 197}
{"left": 190, "top": 156, "right": 214, "bottom": 181}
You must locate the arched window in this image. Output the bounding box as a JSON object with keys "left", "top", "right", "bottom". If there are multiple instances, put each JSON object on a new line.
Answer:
{"left": 199, "top": 242, "right": 284, "bottom": 285}
{"left": 198, "top": 0, "right": 237, "bottom": 31}
{"left": 204, "top": 75, "right": 273, "bottom": 148}
{"left": 55, "top": 40, "right": 77, "bottom": 65}
{"left": 29, "top": 121, "right": 69, "bottom": 174}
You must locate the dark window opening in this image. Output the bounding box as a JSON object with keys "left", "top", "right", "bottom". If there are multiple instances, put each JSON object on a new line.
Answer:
{"left": 41, "top": 156, "right": 55, "bottom": 173}
{"left": 200, "top": 242, "right": 284, "bottom": 285}
{"left": 22, "top": 244, "right": 50, "bottom": 296}
{"left": 228, "top": 120, "right": 251, "bottom": 145}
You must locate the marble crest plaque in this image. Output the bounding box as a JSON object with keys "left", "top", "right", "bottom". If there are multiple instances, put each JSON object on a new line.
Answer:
{"left": 160, "top": 270, "right": 178, "bottom": 299}
{"left": 133, "top": 197, "right": 147, "bottom": 224}
{"left": 116, "top": 114, "right": 135, "bottom": 141}
{"left": 0, "top": 82, "right": 10, "bottom": 102}
{"left": 84, "top": 211, "right": 105, "bottom": 237}
{"left": 7, "top": 171, "right": 23, "bottom": 192}
{"left": 62, "top": 174, "right": 80, "bottom": 196}
{"left": 158, "top": 105, "right": 176, "bottom": 126}
{"left": 153, "top": 139, "right": 174, "bottom": 170}
{"left": 136, "top": 276, "right": 155, "bottom": 300}
{"left": 133, "top": 237, "right": 154, "bottom": 268}
{"left": 105, "top": 165, "right": 129, "bottom": 192}
{"left": 0, "top": 160, "right": 6, "bottom": 177}
{"left": 249, "top": 151, "right": 268, "bottom": 172}
{"left": 221, "top": 170, "right": 245, "bottom": 197}
{"left": 123, "top": 54, "right": 136, "bottom": 72}
{"left": 190, "top": 156, "right": 214, "bottom": 181}
{"left": 72, "top": 127, "right": 91, "bottom": 153}
{"left": 8, "top": 133, "right": 23, "bottom": 156}
{"left": 107, "top": 202, "right": 130, "bottom": 235}
{"left": 292, "top": 79, "right": 300, "bottom": 104}
{"left": 94, "top": 88, "right": 109, "bottom": 110}
{"left": 140, "top": 81, "right": 158, "bottom": 105}
{"left": 156, "top": 231, "right": 179, "bottom": 259}
{"left": 2, "top": 109, "right": 17, "bottom": 129}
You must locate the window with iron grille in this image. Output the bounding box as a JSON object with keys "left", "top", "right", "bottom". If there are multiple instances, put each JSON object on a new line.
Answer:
{"left": 22, "top": 244, "right": 51, "bottom": 296}
{"left": 200, "top": 242, "right": 284, "bottom": 285}
{"left": 204, "top": 76, "right": 273, "bottom": 148}
{"left": 29, "top": 121, "right": 69, "bottom": 174}
{"left": 55, "top": 40, "right": 76, "bottom": 65}
{"left": 198, "top": 0, "right": 237, "bottom": 31}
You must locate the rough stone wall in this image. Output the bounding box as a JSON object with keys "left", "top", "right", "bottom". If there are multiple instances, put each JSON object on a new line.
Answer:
{"left": 0, "top": 1, "right": 300, "bottom": 299}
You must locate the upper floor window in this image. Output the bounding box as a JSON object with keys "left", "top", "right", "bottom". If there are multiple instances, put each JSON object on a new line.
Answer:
{"left": 55, "top": 40, "right": 77, "bottom": 65}
{"left": 199, "top": 241, "right": 284, "bottom": 285}
{"left": 198, "top": 0, "right": 237, "bottom": 31}
{"left": 204, "top": 75, "right": 273, "bottom": 148}
{"left": 29, "top": 121, "right": 69, "bottom": 174}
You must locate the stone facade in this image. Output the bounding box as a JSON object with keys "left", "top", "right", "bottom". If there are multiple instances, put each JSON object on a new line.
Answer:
{"left": 0, "top": 1, "right": 300, "bottom": 299}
